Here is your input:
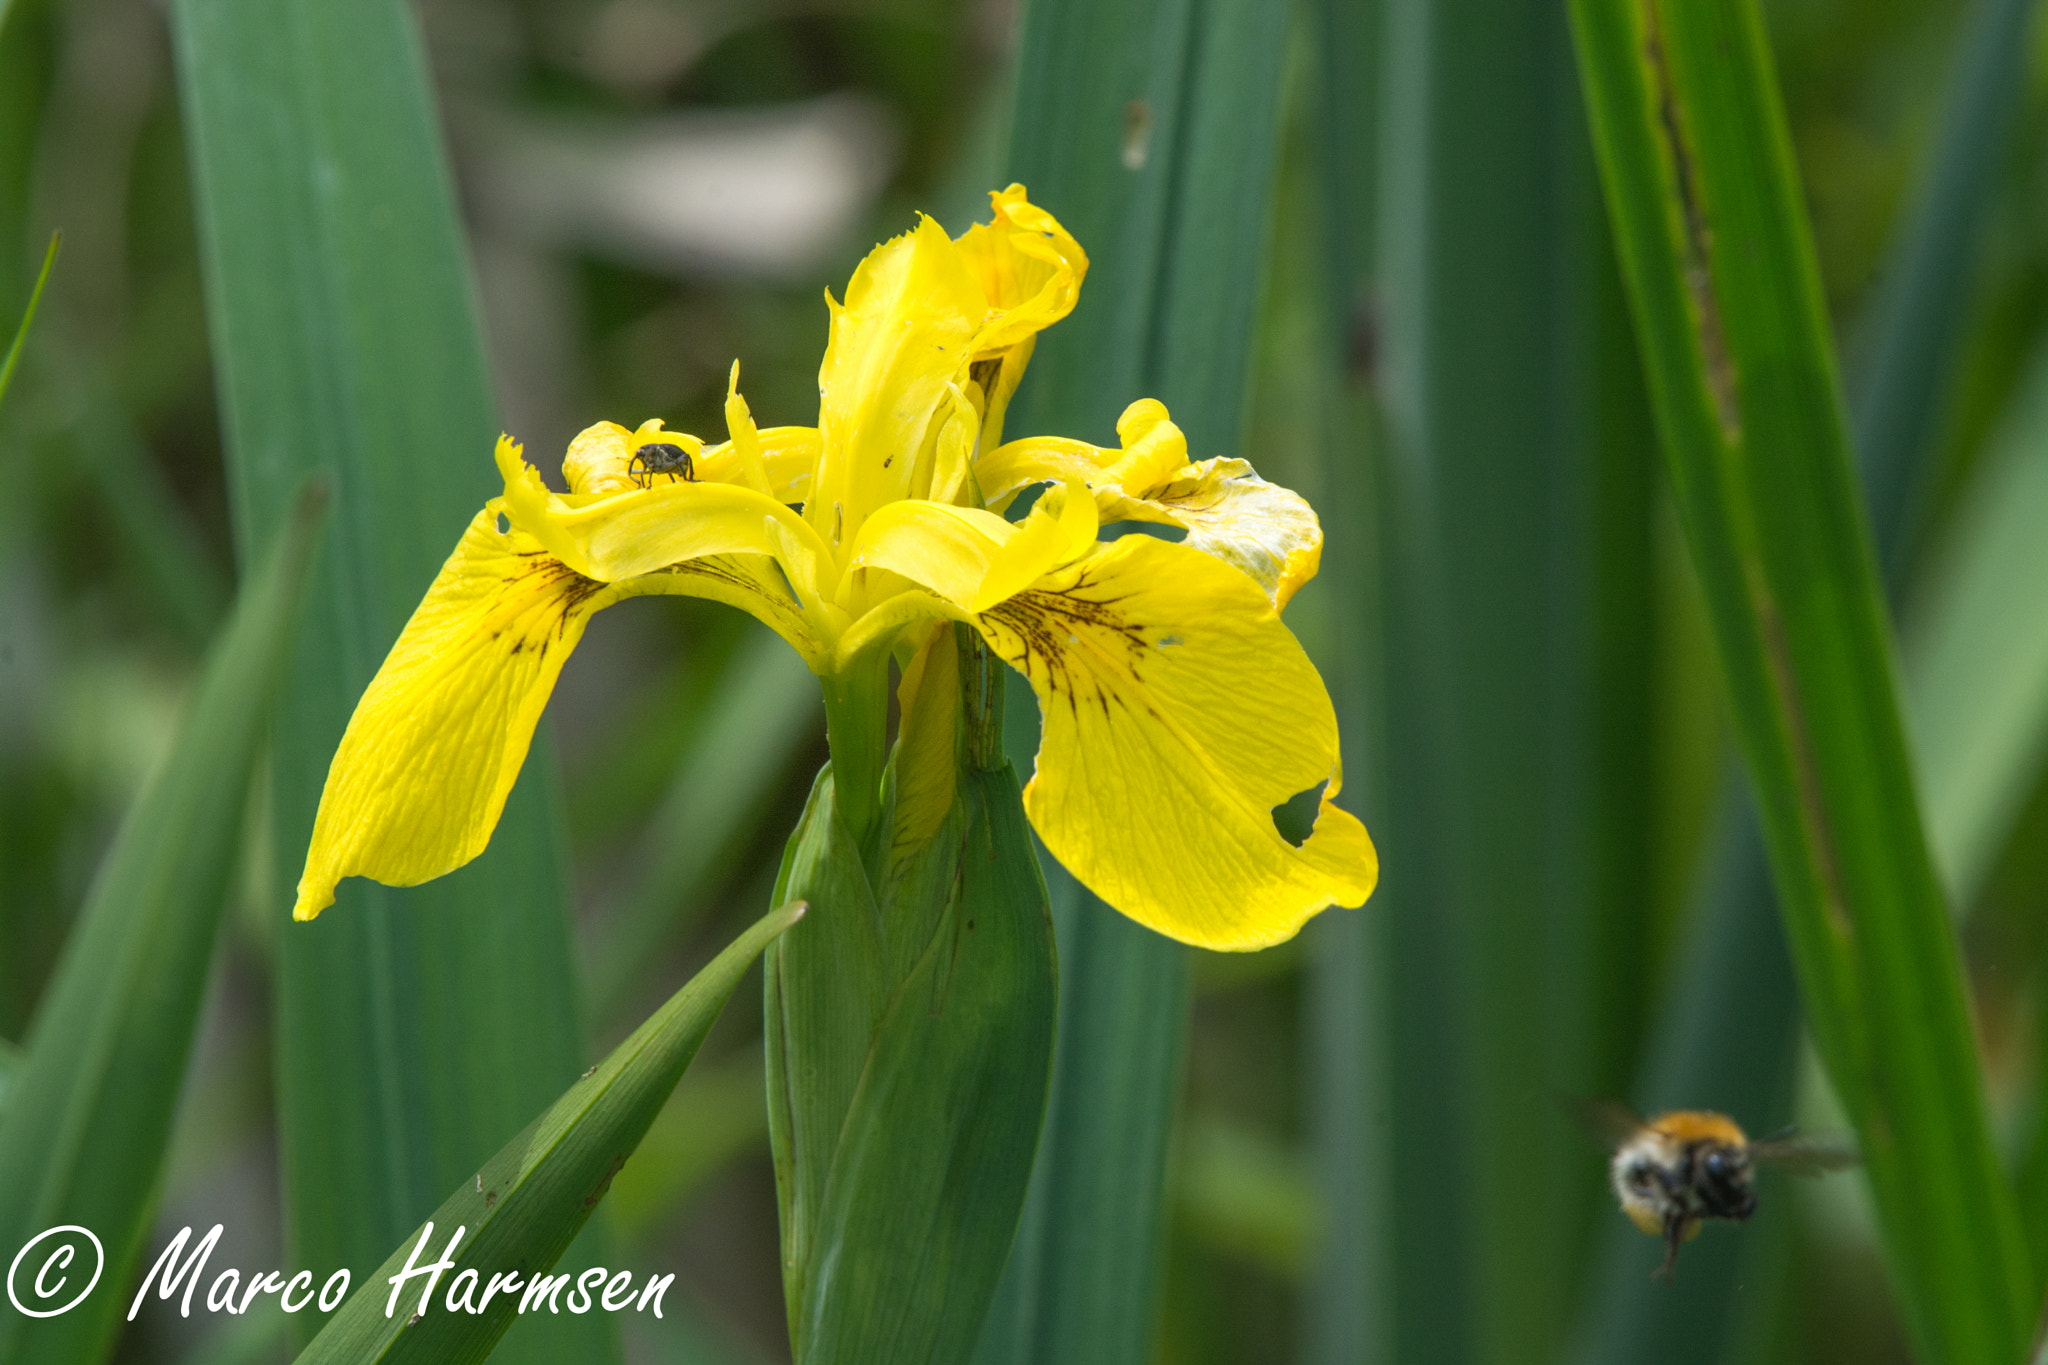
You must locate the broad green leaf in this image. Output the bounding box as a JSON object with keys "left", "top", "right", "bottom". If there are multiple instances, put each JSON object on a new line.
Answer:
{"left": 167, "top": 1, "right": 612, "bottom": 1358}
{"left": 976, "top": 1, "right": 1289, "bottom": 1358}
{"left": 0, "top": 487, "right": 325, "bottom": 1365}
{"left": 0, "top": 230, "right": 55, "bottom": 414}
{"left": 1569, "top": 1, "right": 2033, "bottom": 1360}
{"left": 769, "top": 628, "right": 1056, "bottom": 1364}
{"left": 291, "top": 903, "right": 802, "bottom": 1365}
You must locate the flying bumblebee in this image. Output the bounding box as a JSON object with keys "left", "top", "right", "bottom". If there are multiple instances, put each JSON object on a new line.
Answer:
{"left": 1572, "top": 1100, "right": 1858, "bottom": 1280}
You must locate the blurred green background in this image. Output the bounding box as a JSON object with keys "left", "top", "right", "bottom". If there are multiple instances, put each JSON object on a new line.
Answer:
{"left": 3, "top": 0, "right": 2048, "bottom": 1361}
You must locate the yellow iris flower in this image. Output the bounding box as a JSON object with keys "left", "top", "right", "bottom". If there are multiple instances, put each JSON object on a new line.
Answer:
{"left": 294, "top": 185, "right": 1376, "bottom": 950}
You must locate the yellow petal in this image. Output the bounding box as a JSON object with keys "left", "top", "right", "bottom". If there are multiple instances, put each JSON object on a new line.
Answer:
{"left": 954, "top": 184, "right": 1087, "bottom": 357}
{"left": 295, "top": 512, "right": 822, "bottom": 921}
{"left": 497, "top": 435, "right": 833, "bottom": 610}
{"left": 812, "top": 216, "right": 986, "bottom": 543}
{"left": 1130, "top": 457, "right": 1324, "bottom": 609}
{"left": 978, "top": 401, "right": 1323, "bottom": 607}
{"left": 721, "top": 361, "right": 776, "bottom": 496}
{"left": 561, "top": 419, "right": 706, "bottom": 497}
{"left": 971, "top": 477, "right": 1098, "bottom": 612}
{"left": 848, "top": 499, "right": 1014, "bottom": 609}
{"left": 808, "top": 188, "right": 1088, "bottom": 546}
{"left": 888, "top": 622, "right": 960, "bottom": 861}
{"left": 694, "top": 425, "right": 819, "bottom": 504}
{"left": 974, "top": 535, "right": 1376, "bottom": 949}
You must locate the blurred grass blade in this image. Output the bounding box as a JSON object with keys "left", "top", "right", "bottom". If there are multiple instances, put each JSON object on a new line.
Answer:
{"left": 1570, "top": 803, "right": 1797, "bottom": 1363}
{"left": 1326, "top": 0, "right": 1623, "bottom": 1358}
{"left": 590, "top": 631, "right": 819, "bottom": 1023}
{"left": 605, "top": 1048, "right": 765, "bottom": 1241}
{"left": 0, "top": 229, "right": 55, "bottom": 413}
{"left": 975, "top": 1, "right": 1288, "bottom": 1360}
{"left": 1905, "top": 332, "right": 2048, "bottom": 904}
{"left": 1303, "top": 2, "right": 1389, "bottom": 1361}
{"left": 1850, "top": 0, "right": 2037, "bottom": 587}
{"left": 1574, "top": 0, "right": 2037, "bottom": 1355}
{"left": 293, "top": 903, "right": 802, "bottom": 1365}
{"left": 180, "top": 1307, "right": 289, "bottom": 1365}
{"left": 0, "top": 486, "right": 326, "bottom": 1365}
{"left": 167, "top": 1, "right": 612, "bottom": 1357}
{"left": 1569, "top": 1, "right": 2033, "bottom": 1360}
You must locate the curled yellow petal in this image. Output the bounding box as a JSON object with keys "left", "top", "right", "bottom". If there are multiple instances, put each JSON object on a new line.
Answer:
{"left": 954, "top": 184, "right": 1087, "bottom": 357}
{"left": 974, "top": 534, "right": 1376, "bottom": 949}
{"left": 1127, "top": 457, "right": 1324, "bottom": 609}
{"left": 978, "top": 401, "right": 1323, "bottom": 607}
{"left": 695, "top": 425, "right": 819, "bottom": 503}
{"left": 561, "top": 419, "right": 706, "bottom": 498}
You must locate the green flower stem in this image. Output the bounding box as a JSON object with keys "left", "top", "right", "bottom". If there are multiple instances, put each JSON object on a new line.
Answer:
{"left": 821, "top": 655, "right": 891, "bottom": 849}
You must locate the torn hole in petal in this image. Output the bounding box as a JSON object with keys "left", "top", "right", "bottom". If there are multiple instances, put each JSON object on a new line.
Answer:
{"left": 1271, "top": 778, "right": 1329, "bottom": 849}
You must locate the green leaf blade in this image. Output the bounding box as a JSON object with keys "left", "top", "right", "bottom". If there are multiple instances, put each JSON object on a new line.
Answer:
{"left": 1568, "top": 0, "right": 2035, "bottom": 1358}
{"left": 0, "top": 228, "right": 54, "bottom": 415}
{"left": 167, "top": 1, "right": 615, "bottom": 1358}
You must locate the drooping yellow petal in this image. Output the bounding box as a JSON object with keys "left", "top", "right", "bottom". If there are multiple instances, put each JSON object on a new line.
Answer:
{"left": 293, "top": 513, "right": 618, "bottom": 920}
{"left": 973, "top": 534, "right": 1376, "bottom": 950}
{"left": 979, "top": 400, "right": 1323, "bottom": 607}
{"left": 295, "top": 508, "right": 826, "bottom": 921}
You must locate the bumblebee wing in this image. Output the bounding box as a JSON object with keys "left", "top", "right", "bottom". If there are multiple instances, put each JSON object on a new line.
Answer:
{"left": 1751, "top": 1132, "right": 1860, "bottom": 1176}
{"left": 1561, "top": 1096, "right": 1645, "bottom": 1152}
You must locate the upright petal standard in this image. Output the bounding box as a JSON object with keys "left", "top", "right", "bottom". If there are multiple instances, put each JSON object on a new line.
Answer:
{"left": 295, "top": 185, "right": 1377, "bottom": 951}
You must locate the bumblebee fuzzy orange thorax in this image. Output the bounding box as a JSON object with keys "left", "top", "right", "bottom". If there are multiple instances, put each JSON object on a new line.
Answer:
{"left": 1647, "top": 1110, "right": 1748, "bottom": 1147}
